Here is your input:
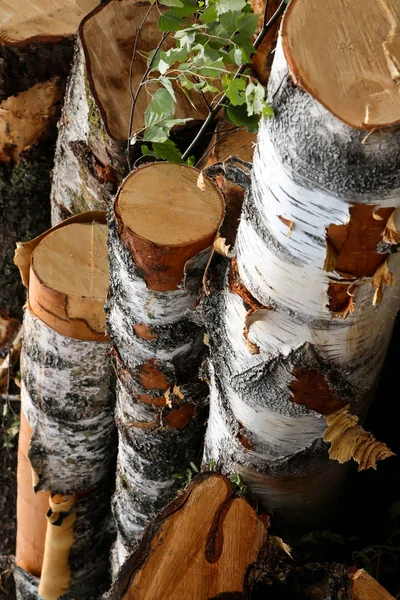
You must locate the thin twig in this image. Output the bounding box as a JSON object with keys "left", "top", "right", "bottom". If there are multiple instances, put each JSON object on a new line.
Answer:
{"left": 127, "top": 31, "right": 170, "bottom": 169}
{"left": 126, "top": 2, "right": 155, "bottom": 163}
{"left": 181, "top": 0, "right": 287, "bottom": 161}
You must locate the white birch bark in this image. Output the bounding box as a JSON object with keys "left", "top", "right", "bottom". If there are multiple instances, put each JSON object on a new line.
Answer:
{"left": 50, "top": 40, "right": 126, "bottom": 225}
{"left": 15, "top": 310, "right": 116, "bottom": 599}
{"left": 107, "top": 215, "right": 209, "bottom": 573}
{"left": 203, "top": 40, "right": 400, "bottom": 526}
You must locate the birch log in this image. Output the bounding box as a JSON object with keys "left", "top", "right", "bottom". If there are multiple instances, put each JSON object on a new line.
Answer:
{"left": 14, "top": 212, "right": 116, "bottom": 599}
{"left": 204, "top": 0, "right": 400, "bottom": 528}
{"left": 107, "top": 163, "right": 224, "bottom": 571}
{"left": 50, "top": 0, "right": 210, "bottom": 225}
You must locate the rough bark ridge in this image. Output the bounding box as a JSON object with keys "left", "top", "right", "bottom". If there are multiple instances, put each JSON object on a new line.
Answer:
{"left": 107, "top": 217, "right": 210, "bottom": 572}
{"left": 50, "top": 38, "right": 125, "bottom": 224}
{"left": 107, "top": 164, "right": 224, "bottom": 572}
{"left": 203, "top": 38, "right": 400, "bottom": 528}
{"left": 15, "top": 310, "right": 115, "bottom": 599}
{"left": 0, "top": 40, "right": 73, "bottom": 328}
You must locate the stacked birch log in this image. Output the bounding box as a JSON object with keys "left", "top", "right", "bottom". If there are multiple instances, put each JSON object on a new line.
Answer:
{"left": 14, "top": 213, "right": 116, "bottom": 599}
{"left": 107, "top": 162, "right": 224, "bottom": 570}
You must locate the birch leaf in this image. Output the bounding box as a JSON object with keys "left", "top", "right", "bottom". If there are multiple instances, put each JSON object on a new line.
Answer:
{"left": 324, "top": 406, "right": 395, "bottom": 470}
{"left": 382, "top": 212, "right": 400, "bottom": 244}
{"left": 372, "top": 260, "right": 395, "bottom": 305}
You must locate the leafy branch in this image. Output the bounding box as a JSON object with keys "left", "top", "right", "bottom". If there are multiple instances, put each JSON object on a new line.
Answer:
{"left": 128, "top": 0, "right": 285, "bottom": 164}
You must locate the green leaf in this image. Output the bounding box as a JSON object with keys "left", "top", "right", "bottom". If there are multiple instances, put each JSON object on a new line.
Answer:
{"left": 158, "top": 0, "right": 184, "bottom": 6}
{"left": 235, "top": 12, "right": 259, "bottom": 37}
{"left": 216, "top": 0, "right": 246, "bottom": 15}
{"left": 152, "top": 139, "right": 184, "bottom": 163}
{"left": 233, "top": 47, "right": 243, "bottom": 66}
{"left": 200, "top": 3, "right": 218, "bottom": 23}
{"left": 158, "top": 10, "right": 188, "bottom": 31}
{"left": 175, "top": 27, "right": 197, "bottom": 49}
{"left": 225, "top": 77, "right": 246, "bottom": 106}
{"left": 159, "top": 77, "right": 176, "bottom": 100}
{"left": 225, "top": 102, "right": 260, "bottom": 132}
{"left": 144, "top": 88, "right": 175, "bottom": 128}
{"left": 245, "top": 81, "right": 266, "bottom": 116}
{"left": 143, "top": 117, "right": 192, "bottom": 142}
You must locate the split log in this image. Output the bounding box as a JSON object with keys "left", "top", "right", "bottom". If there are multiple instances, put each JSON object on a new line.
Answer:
{"left": 14, "top": 212, "right": 116, "bottom": 599}
{"left": 107, "top": 162, "right": 224, "bottom": 571}
{"left": 50, "top": 0, "right": 210, "bottom": 224}
{"left": 203, "top": 0, "right": 400, "bottom": 529}
{"left": 109, "top": 472, "right": 267, "bottom": 600}
{"left": 0, "top": 0, "right": 98, "bottom": 338}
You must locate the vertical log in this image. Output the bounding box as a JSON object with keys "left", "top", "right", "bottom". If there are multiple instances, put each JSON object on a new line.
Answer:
{"left": 204, "top": 0, "right": 400, "bottom": 528}
{"left": 14, "top": 213, "right": 116, "bottom": 599}
{"left": 107, "top": 163, "right": 224, "bottom": 571}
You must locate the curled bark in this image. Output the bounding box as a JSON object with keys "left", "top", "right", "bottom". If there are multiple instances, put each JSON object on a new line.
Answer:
{"left": 15, "top": 214, "right": 116, "bottom": 599}
{"left": 203, "top": 31, "right": 400, "bottom": 528}
{"left": 107, "top": 163, "right": 224, "bottom": 571}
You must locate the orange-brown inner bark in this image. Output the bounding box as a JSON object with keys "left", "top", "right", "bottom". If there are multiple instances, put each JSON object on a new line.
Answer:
{"left": 289, "top": 368, "right": 347, "bottom": 415}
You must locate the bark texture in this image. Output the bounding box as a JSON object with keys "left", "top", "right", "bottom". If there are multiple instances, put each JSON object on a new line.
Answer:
{"left": 203, "top": 39, "right": 400, "bottom": 528}
{"left": 0, "top": 40, "right": 73, "bottom": 325}
{"left": 16, "top": 310, "right": 115, "bottom": 599}
{"left": 107, "top": 213, "right": 210, "bottom": 572}
{"left": 50, "top": 39, "right": 126, "bottom": 224}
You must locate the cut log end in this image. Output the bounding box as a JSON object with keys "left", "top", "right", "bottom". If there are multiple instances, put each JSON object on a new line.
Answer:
{"left": 29, "top": 221, "right": 109, "bottom": 340}
{"left": 0, "top": 0, "right": 99, "bottom": 45}
{"left": 80, "top": 0, "right": 210, "bottom": 141}
{"left": 110, "top": 473, "right": 267, "bottom": 600}
{"left": 281, "top": 0, "right": 400, "bottom": 129}
{"left": 115, "top": 162, "right": 224, "bottom": 291}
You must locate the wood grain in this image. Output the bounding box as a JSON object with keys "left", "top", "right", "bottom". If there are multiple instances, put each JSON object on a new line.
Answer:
{"left": 110, "top": 473, "right": 267, "bottom": 600}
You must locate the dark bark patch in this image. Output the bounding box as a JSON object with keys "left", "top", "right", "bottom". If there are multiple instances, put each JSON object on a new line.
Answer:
{"left": 289, "top": 368, "right": 347, "bottom": 415}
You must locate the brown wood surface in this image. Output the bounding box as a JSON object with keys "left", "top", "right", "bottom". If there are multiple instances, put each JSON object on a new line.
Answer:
{"left": 80, "top": 0, "right": 210, "bottom": 141}
{"left": 115, "top": 163, "right": 224, "bottom": 291}
{"left": 15, "top": 412, "right": 49, "bottom": 578}
{"left": 0, "top": 0, "right": 98, "bottom": 45}
{"left": 281, "top": 0, "right": 400, "bottom": 129}
{"left": 110, "top": 473, "right": 267, "bottom": 600}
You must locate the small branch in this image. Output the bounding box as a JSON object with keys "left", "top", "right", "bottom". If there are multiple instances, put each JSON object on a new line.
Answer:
{"left": 127, "top": 25, "right": 170, "bottom": 168}
{"left": 126, "top": 2, "right": 155, "bottom": 161}
{"left": 182, "top": 0, "right": 287, "bottom": 161}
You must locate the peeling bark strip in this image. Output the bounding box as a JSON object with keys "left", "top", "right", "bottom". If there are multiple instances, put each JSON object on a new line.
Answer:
{"left": 15, "top": 215, "right": 115, "bottom": 599}
{"left": 109, "top": 473, "right": 267, "bottom": 600}
{"left": 203, "top": 13, "right": 400, "bottom": 528}
{"left": 107, "top": 163, "right": 224, "bottom": 571}
{"left": 50, "top": 0, "right": 210, "bottom": 224}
